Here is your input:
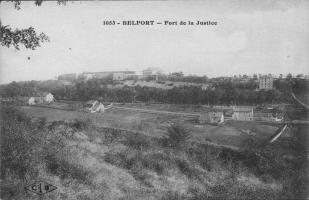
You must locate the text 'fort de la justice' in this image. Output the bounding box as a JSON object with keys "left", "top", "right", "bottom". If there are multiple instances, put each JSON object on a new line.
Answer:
{"left": 102, "top": 20, "right": 218, "bottom": 26}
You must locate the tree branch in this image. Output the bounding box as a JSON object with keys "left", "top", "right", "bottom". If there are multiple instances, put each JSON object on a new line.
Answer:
{"left": 0, "top": 22, "right": 50, "bottom": 50}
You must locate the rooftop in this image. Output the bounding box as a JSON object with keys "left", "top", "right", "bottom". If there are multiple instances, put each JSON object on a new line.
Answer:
{"left": 82, "top": 71, "right": 135, "bottom": 74}
{"left": 233, "top": 106, "right": 253, "bottom": 112}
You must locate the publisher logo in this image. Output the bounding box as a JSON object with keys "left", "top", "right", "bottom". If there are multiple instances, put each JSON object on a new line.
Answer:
{"left": 25, "top": 181, "right": 57, "bottom": 195}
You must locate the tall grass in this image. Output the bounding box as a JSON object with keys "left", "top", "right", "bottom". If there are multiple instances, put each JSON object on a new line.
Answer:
{"left": 2, "top": 105, "right": 307, "bottom": 199}
{"left": 104, "top": 124, "right": 308, "bottom": 199}
{"left": 0, "top": 106, "right": 93, "bottom": 199}
{"left": 123, "top": 133, "right": 150, "bottom": 150}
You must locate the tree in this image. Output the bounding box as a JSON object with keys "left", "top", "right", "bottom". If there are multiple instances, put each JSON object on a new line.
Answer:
{"left": 296, "top": 74, "right": 304, "bottom": 79}
{"left": 1, "top": 23, "right": 49, "bottom": 50}
{"left": 0, "top": 0, "right": 68, "bottom": 50}
{"left": 164, "top": 123, "right": 191, "bottom": 149}
{"left": 286, "top": 73, "right": 292, "bottom": 80}
{"left": 171, "top": 71, "right": 184, "bottom": 77}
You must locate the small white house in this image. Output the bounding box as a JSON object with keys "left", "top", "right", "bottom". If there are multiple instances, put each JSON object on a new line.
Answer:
{"left": 28, "top": 97, "right": 36, "bottom": 105}
{"left": 85, "top": 100, "right": 113, "bottom": 113}
{"left": 88, "top": 101, "right": 105, "bottom": 113}
{"left": 28, "top": 97, "right": 44, "bottom": 105}
{"left": 44, "top": 93, "right": 54, "bottom": 103}
{"left": 199, "top": 111, "right": 224, "bottom": 124}
{"left": 232, "top": 106, "right": 254, "bottom": 121}
{"left": 92, "top": 102, "right": 105, "bottom": 113}
{"left": 113, "top": 72, "right": 125, "bottom": 81}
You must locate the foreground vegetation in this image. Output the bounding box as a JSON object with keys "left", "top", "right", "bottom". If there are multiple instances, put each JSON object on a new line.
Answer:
{"left": 0, "top": 105, "right": 308, "bottom": 199}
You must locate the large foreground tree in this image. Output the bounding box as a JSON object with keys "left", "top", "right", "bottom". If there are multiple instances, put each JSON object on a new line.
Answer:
{"left": 0, "top": 0, "right": 67, "bottom": 50}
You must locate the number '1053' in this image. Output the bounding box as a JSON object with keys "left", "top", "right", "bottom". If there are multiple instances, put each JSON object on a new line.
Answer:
{"left": 103, "top": 21, "right": 116, "bottom": 25}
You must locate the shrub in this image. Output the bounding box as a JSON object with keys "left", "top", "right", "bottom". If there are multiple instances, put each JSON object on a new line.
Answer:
{"left": 123, "top": 133, "right": 150, "bottom": 150}
{"left": 71, "top": 118, "right": 92, "bottom": 131}
{"left": 130, "top": 164, "right": 152, "bottom": 187}
{"left": 140, "top": 153, "right": 170, "bottom": 175}
{"left": 175, "top": 158, "right": 201, "bottom": 179}
{"left": 164, "top": 123, "right": 191, "bottom": 149}
{"left": 104, "top": 151, "right": 132, "bottom": 169}
{"left": 185, "top": 144, "right": 213, "bottom": 171}
{"left": 104, "top": 150, "right": 171, "bottom": 176}
{"left": 45, "top": 154, "right": 92, "bottom": 184}
{"left": 100, "top": 128, "right": 122, "bottom": 144}
{"left": 160, "top": 191, "right": 185, "bottom": 200}
{"left": 37, "top": 117, "right": 47, "bottom": 129}
{"left": 1, "top": 106, "right": 31, "bottom": 123}
{"left": 1, "top": 107, "right": 41, "bottom": 181}
{"left": 187, "top": 187, "right": 211, "bottom": 200}
{"left": 1, "top": 105, "right": 93, "bottom": 199}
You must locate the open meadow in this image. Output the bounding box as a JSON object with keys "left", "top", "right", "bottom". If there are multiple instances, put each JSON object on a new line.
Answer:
{"left": 18, "top": 102, "right": 288, "bottom": 148}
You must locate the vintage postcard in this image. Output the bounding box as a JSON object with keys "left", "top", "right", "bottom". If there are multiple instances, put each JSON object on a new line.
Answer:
{"left": 0, "top": 0, "right": 308, "bottom": 199}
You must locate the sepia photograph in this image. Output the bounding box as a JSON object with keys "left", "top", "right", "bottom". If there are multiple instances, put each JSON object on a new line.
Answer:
{"left": 0, "top": 0, "right": 308, "bottom": 199}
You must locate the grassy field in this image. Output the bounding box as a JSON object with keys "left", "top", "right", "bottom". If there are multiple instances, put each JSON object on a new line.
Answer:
{"left": 1, "top": 103, "right": 308, "bottom": 199}
{"left": 18, "top": 104, "right": 286, "bottom": 148}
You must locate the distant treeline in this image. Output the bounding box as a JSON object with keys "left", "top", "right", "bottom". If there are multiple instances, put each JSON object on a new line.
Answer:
{"left": 0, "top": 78, "right": 308, "bottom": 105}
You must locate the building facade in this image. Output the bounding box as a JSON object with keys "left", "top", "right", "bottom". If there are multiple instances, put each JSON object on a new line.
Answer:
{"left": 80, "top": 71, "right": 136, "bottom": 81}
{"left": 232, "top": 106, "right": 254, "bottom": 121}
{"left": 142, "top": 68, "right": 159, "bottom": 81}
{"left": 58, "top": 73, "right": 77, "bottom": 82}
{"left": 199, "top": 111, "right": 224, "bottom": 124}
{"left": 112, "top": 71, "right": 136, "bottom": 81}
{"left": 259, "top": 75, "right": 273, "bottom": 90}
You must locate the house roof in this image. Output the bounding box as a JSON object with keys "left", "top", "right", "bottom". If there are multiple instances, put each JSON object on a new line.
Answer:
{"left": 82, "top": 71, "right": 135, "bottom": 75}
{"left": 29, "top": 96, "right": 44, "bottom": 98}
{"left": 92, "top": 102, "right": 104, "bottom": 110}
{"left": 36, "top": 92, "right": 51, "bottom": 97}
{"left": 254, "top": 112, "right": 274, "bottom": 118}
{"left": 233, "top": 106, "right": 253, "bottom": 112}
{"left": 210, "top": 112, "right": 223, "bottom": 118}
{"left": 85, "top": 100, "right": 98, "bottom": 105}
{"left": 200, "top": 112, "right": 223, "bottom": 120}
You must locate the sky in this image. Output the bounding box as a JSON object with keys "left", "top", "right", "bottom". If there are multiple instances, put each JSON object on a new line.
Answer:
{"left": 0, "top": 0, "right": 309, "bottom": 84}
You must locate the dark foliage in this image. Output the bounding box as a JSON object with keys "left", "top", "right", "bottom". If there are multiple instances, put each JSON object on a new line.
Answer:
{"left": 163, "top": 123, "right": 191, "bottom": 149}
{"left": 0, "top": 106, "right": 39, "bottom": 181}
{"left": 123, "top": 133, "right": 150, "bottom": 150}
{"left": 160, "top": 191, "right": 186, "bottom": 200}
{"left": 45, "top": 154, "right": 92, "bottom": 184}
{"left": 1, "top": 78, "right": 308, "bottom": 106}
{"left": 0, "top": 23, "right": 49, "bottom": 50}
{"left": 0, "top": 106, "right": 93, "bottom": 199}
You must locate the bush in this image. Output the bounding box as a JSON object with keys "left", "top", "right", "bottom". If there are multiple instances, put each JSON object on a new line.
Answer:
{"left": 140, "top": 153, "right": 170, "bottom": 175}
{"left": 1, "top": 106, "right": 31, "bottom": 123}
{"left": 185, "top": 143, "right": 213, "bottom": 171}
{"left": 71, "top": 118, "right": 92, "bottom": 131}
{"left": 37, "top": 117, "right": 47, "bottom": 129}
{"left": 164, "top": 123, "right": 191, "bottom": 149}
{"left": 123, "top": 133, "right": 150, "bottom": 150}
{"left": 1, "top": 106, "right": 93, "bottom": 200}
{"left": 104, "top": 150, "right": 171, "bottom": 176}
{"left": 100, "top": 128, "right": 122, "bottom": 144}
{"left": 130, "top": 164, "right": 152, "bottom": 187}
{"left": 45, "top": 154, "right": 92, "bottom": 184}
{"left": 160, "top": 191, "right": 185, "bottom": 200}
{"left": 1, "top": 107, "right": 41, "bottom": 181}
{"left": 175, "top": 158, "right": 201, "bottom": 180}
